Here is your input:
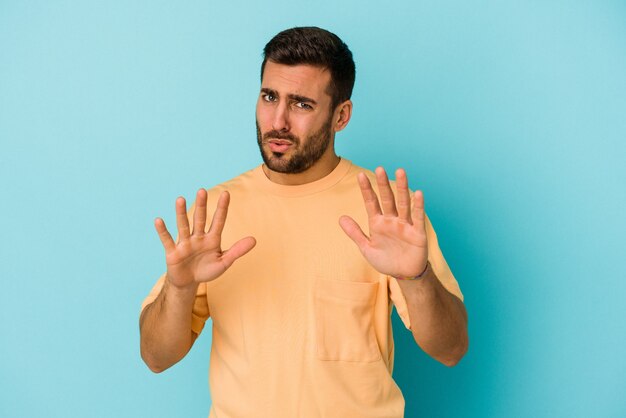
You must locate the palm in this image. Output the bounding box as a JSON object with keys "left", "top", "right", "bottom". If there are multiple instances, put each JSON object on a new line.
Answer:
{"left": 339, "top": 168, "right": 428, "bottom": 279}
{"left": 155, "top": 190, "right": 256, "bottom": 289}
{"left": 165, "top": 232, "right": 228, "bottom": 284}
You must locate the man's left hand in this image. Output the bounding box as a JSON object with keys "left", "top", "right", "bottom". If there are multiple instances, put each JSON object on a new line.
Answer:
{"left": 339, "top": 167, "right": 428, "bottom": 279}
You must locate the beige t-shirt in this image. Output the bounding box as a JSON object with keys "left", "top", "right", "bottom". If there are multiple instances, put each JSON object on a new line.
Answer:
{"left": 142, "top": 158, "right": 463, "bottom": 418}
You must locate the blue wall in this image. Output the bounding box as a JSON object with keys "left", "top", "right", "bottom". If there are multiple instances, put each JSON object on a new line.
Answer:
{"left": 1, "top": 1, "right": 624, "bottom": 417}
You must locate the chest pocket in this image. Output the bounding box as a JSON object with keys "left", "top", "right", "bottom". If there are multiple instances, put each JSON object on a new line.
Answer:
{"left": 314, "top": 279, "right": 381, "bottom": 362}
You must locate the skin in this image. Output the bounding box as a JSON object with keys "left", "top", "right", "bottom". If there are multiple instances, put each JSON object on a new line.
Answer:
{"left": 140, "top": 61, "right": 468, "bottom": 372}
{"left": 255, "top": 61, "right": 352, "bottom": 185}
{"left": 339, "top": 168, "right": 468, "bottom": 366}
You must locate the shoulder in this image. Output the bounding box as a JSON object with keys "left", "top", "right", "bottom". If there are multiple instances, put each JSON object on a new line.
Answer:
{"left": 205, "top": 165, "right": 262, "bottom": 195}
{"left": 340, "top": 160, "right": 376, "bottom": 184}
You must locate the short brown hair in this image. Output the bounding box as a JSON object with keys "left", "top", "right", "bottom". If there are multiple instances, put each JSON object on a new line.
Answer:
{"left": 261, "top": 27, "right": 356, "bottom": 110}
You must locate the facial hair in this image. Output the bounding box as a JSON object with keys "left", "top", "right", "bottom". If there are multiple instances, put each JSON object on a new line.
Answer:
{"left": 256, "top": 117, "right": 333, "bottom": 174}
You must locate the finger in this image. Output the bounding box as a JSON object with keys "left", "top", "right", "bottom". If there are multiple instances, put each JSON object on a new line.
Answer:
{"left": 208, "top": 191, "right": 230, "bottom": 236}
{"left": 411, "top": 190, "right": 426, "bottom": 231}
{"left": 220, "top": 236, "right": 257, "bottom": 269}
{"left": 339, "top": 215, "right": 370, "bottom": 250}
{"left": 375, "top": 167, "right": 398, "bottom": 217}
{"left": 154, "top": 217, "right": 176, "bottom": 252}
{"left": 175, "top": 197, "right": 191, "bottom": 240}
{"left": 192, "top": 189, "right": 208, "bottom": 236}
{"left": 357, "top": 172, "right": 382, "bottom": 217}
{"left": 395, "top": 168, "right": 412, "bottom": 224}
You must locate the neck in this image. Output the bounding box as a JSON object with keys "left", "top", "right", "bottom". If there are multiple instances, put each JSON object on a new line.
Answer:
{"left": 262, "top": 152, "right": 341, "bottom": 186}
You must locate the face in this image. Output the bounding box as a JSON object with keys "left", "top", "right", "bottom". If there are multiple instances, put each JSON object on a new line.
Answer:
{"left": 256, "top": 61, "right": 336, "bottom": 174}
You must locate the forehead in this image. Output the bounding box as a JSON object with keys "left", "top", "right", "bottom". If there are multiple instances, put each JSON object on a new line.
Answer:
{"left": 261, "top": 61, "right": 332, "bottom": 100}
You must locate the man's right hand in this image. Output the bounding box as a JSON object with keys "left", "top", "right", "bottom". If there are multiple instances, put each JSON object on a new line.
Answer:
{"left": 154, "top": 189, "right": 256, "bottom": 289}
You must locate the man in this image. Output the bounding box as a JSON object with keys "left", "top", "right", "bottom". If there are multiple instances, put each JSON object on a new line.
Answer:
{"left": 140, "top": 27, "right": 468, "bottom": 418}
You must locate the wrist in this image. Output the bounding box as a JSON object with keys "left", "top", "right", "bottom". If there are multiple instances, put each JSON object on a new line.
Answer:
{"left": 395, "top": 262, "right": 431, "bottom": 281}
{"left": 165, "top": 274, "right": 199, "bottom": 296}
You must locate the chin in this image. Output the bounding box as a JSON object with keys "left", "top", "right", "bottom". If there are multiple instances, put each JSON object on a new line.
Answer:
{"left": 263, "top": 152, "right": 291, "bottom": 173}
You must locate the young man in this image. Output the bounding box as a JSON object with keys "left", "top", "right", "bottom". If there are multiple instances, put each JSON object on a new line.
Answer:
{"left": 140, "top": 27, "right": 468, "bottom": 418}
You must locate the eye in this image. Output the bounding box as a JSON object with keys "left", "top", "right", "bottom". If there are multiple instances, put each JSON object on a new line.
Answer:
{"left": 262, "top": 93, "right": 276, "bottom": 102}
{"left": 295, "top": 102, "right": 313, "bottom": 110}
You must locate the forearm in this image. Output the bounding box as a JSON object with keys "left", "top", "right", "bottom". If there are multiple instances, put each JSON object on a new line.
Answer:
{"left": 139, "top": 278, "right": 199, "bottom": 373}
{"left": 396, "top": 266, "right": 468, "bottom": 366}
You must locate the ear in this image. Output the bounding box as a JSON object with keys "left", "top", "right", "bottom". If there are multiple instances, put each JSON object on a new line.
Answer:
{"left": 333, "top": 100, "right": 353, "bottom": 132}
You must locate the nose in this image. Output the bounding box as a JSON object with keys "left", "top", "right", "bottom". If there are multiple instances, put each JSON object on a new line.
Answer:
{"left": 272, "top": 102, "right": 290, "bottom": 132}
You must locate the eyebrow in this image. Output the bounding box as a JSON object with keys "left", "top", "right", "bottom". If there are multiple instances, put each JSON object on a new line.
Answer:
{"left": 260, "top": 88, "right": 318, "bottom": 106}
{"left": 289, "top": 94, "right": 317, "bottom": 106}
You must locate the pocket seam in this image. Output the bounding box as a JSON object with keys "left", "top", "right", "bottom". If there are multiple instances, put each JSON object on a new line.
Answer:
{"left": 314, "top": 279, "right": 381, "bottom": 362}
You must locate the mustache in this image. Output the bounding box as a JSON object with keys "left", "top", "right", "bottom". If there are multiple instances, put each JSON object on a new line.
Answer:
{"left": 262, "top": 130, "right": 299, "bottom": 143}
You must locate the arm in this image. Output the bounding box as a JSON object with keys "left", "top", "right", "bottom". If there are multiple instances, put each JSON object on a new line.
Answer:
{"left": 140, "top": 189, "right": 256, "bottom": 373}
{"left": 140, "top": 279, "right": 200, "bottom": 373}
{"left": 395, "top": 265, "right": 468, "bottom": 366}
{"left": 339, "top": 167, "right": 468, "bottom": 366}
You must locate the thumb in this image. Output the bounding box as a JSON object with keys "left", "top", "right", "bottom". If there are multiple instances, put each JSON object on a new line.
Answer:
{"left": 221, "top": 236, "right": 257, "bottom": 268}
{"left": 339, "top": 216, "right": 369, "bottom": 250}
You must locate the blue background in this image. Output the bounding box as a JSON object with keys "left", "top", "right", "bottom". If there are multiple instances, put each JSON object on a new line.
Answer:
{"left": 1, "top": 1, "right": 625, "bottom": 417}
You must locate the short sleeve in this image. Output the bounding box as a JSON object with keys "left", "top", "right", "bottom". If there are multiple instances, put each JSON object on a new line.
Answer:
{"left": 140, "top": 275, "right": 211, "bottom": 335}
{"left": 388, "top": 214, "right": 464, "bottom": 330}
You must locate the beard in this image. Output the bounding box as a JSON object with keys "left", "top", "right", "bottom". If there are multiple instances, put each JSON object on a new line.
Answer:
{"left": 256, "top": 117, "right": 333, "bottom": 174}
